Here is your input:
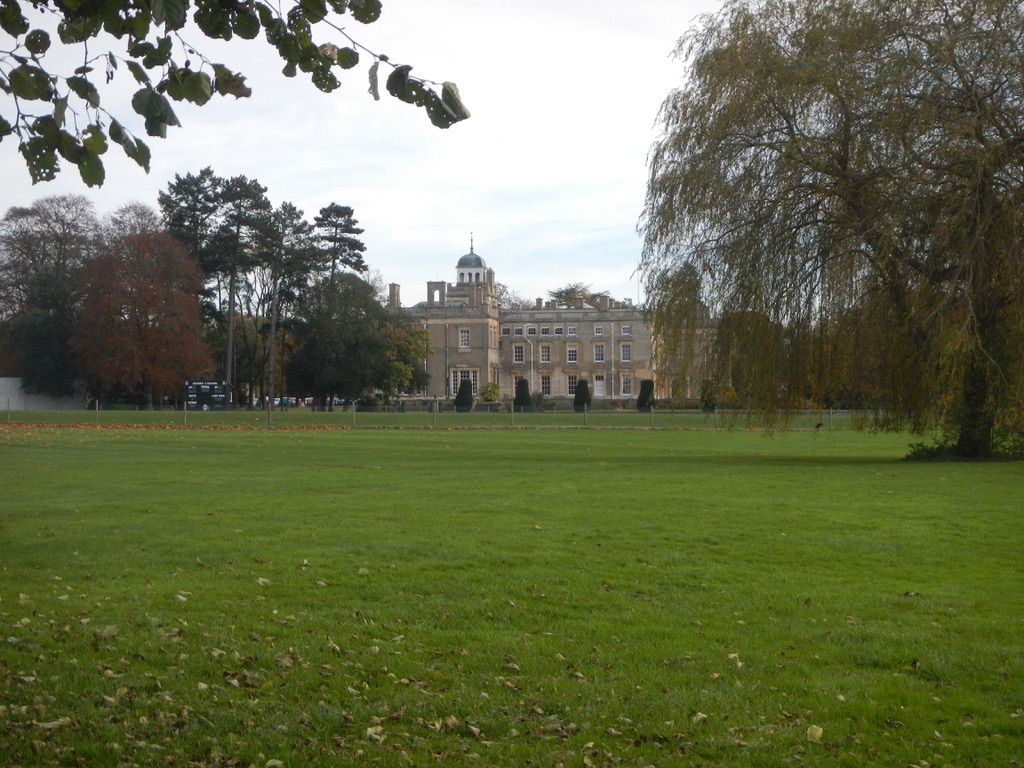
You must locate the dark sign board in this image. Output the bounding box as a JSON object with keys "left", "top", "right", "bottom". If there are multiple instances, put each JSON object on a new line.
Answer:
{"left": 185, "top": 380, "right": 233, "bottom": 410}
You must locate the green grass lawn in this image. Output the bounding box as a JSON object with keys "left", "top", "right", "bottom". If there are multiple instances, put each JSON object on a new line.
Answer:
{"left": 1, "top": 425, "right": 1021, "bottom": 767}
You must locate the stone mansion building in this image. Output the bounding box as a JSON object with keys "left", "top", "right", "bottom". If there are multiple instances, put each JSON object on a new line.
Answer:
{"left": 388, "top": 246, "right": 655, "bottom": 401}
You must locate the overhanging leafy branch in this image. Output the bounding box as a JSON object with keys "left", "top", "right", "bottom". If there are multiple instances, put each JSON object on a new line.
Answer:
{"left": 0, "top": 0, "right": 470, "bottom": 187}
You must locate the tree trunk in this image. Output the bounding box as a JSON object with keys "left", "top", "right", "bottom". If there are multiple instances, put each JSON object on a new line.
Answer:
{"left": 953, "top": 354, "right": 995, "bottom": 458}
{"left": 266, "top": 275, "right": 281, "bottom": 416}
{"left": 225, "top": 267, "right": 236, "bottom": 388}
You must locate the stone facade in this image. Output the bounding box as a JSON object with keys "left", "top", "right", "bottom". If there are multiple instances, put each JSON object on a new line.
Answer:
{"left": 394, "top": 248, "right": 654, "bottom": 401}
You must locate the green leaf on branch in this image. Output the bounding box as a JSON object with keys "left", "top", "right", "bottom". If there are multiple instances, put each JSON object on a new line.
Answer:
{"left": 67, "top": 76, "right": 100, "bottom": 107}
{"left": 126, "top": 60, "right": 151, "bottom": 84}
{"left": 164, "top": 67, "right": 213, "bottom": 105}
{"left": 383, "top": 67, "right": 469, "bottom": 128}
{"left": 31, "top": 115, "right": 59, "bottom": 141}
{"left": 150, "top": 0, "right": 186, "bottom": 29}
{"left": 25, "top": 29, "right": 50, "bottom": 54}
{"left": 211, "top": 64, "right": 251, "bottom": 97}
{"left": 19, "top": 136, "right": 58, "bottom": 182}
{"left": 348, "top": 0, "right": 381, "bottom": 23}
{"left": 57, "top": 16, "right": 101, "bottom": 44}
{"left": 131, "top": 86, "right": 180, "bottom": 137}
{"left": 109, "top": 120, "right": 151, "bottom": 171}
{"left": 82, "top": 124, "right": 108, "bottom": 155}
{"left": 385, "top": 64, "right": 414, "bottom": 103}
{"left": 130, "top": 137, "right": 150, "bottom": 170}
{"left": 136, "top": 36, "right": 173, "bottom": 68}
{"left": 300, "top": 0, "right": 327, "bottom": 23}
{"left": 125, "top": 8, "right": 150, "bottom": 38}
{"left": 442, "top": 81, "right": 470, "bottom": 122}
{"left": 194, "top": 2, "right": 233, "bottom": 39}
{"left": 56, "top": 130, "right": 84, "bottom": 162}
{"left": 78, "top": 151, "right": 105, "bottom": 187}
{"left": 0, "top": 115, "right": 13, "bottom": 139}
{"left": 422, "top": 88, "right": 458, "bottom": 128}
{"left": 232, "top": 9, "right": 260, "bottom": 39}
{"left": 1, "top": 0, "right": 29, "bottom": 36}
{"left": 312, "top": 67, "right": 339, "bottom": 92}
{"left": 184, "top": 71, "right": 213, "bottom": 105}
{"left": 9, "top": 64, "right": 53, "bottom": 100}
{"left": 337, "top": 46, "right": 359, "bottom": 69}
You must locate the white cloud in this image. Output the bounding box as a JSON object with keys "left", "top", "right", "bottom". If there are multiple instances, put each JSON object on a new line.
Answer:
{"left": 0, "top": 0, "right": 720, "bottom": 303}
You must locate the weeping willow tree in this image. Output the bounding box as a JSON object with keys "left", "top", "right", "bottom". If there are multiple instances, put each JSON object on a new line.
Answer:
{"left": 641, "top": 0, "right": 1024, "bottom": 457}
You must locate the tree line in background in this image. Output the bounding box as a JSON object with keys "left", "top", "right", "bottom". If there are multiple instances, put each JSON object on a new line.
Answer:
{"left": 0, "top": 177, "right": 430, "bottom": 408}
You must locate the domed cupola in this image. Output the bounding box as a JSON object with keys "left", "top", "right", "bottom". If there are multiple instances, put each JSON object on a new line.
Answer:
{"left": 456, "top": 236, "right": 487, "bottom": 283}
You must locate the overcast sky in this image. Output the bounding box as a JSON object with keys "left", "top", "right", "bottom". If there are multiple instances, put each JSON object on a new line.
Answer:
{"left": 0, "top": 0, "right": 721, "bottom": 305}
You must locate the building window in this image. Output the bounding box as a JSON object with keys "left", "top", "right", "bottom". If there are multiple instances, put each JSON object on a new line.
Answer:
{"left": 540, "top": 344, "right": 551, "bottom": 363}
{"left": 567, "top": 326, "right": 577, "bottom": 336}
{"left": 621, "top": 343, "right": 631, "bottom": 362}
{"left": 541, "top": 375, "right": 551, "bottom": 395}
{"left": 459, "top": 328, "right": 470, "bottom": 349}
{"left": 501, "top": 326, "right": 511, "bottom": 336}
{"left": 594, "top": 325, "right": 604, "bottom": 336}
{"left": 594, "top": 343, "right": 605, "bottom": 363}
{"left": 513, "top": 344, "right": 525, "bottom": 363}
{"left": 568, "top": 375, "right": 578, "bottom": 395}
{"left": 514, "top": 327, "right": 524, "bottom": 336}
{"left": 620, "top": 324, "right": 632, "bottom": 336}
{"left": 567, "top": 345, "right": 578, "bottom": 364}
{"left": 553, "top": 327, "right": 564, "bottom": 335}
{"left": 451, "top": 369, "right": 479, "bottom": 396}
{"left": 622, "top": 376, "right": 632, "bottom": 396}
{"left": 541, "top": 327, "right": 551, "bottom": 335}
{"left": 527, "top": 326, "right": 537, "bottom": 335}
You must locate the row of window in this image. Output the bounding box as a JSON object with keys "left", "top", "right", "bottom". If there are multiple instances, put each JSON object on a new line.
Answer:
{"left": 526, "top": 374, "right": 634, "bottom": 397}
{"left": 456, "top": 367, "right": 636, "bottom": 397}
{"left": 501, "top": 324, "right": 632, "bottom": 337}
{"left": 513, "top": 343, "right": 631, "bottom": 364}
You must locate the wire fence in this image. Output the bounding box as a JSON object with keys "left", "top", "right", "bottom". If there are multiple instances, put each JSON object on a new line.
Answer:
{"left": 3, "top": 401, "right": 875, "bottom": 432}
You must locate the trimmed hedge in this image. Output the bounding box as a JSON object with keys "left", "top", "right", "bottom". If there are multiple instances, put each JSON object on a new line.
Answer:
{"left": 573, "top": 379, "right": 591, "bottom": 412}
{"left": 454, "top": 379, "right": 474, "bottom": 412}
{"left": 636, "top": 379, "right": 655, "bottom": 411}
{"left": 514, "top": 378, "right": 531, "bottom": 411}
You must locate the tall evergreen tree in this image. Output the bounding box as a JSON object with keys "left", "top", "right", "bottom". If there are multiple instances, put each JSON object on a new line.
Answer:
{"left": 314, "top": 203, "right": 367, "bottom": 277}
{"left": 211, "top": 176, "right": 271, "bottom": 390}
{"left": 254, "top": 202, "right": 317, "bottom": 410}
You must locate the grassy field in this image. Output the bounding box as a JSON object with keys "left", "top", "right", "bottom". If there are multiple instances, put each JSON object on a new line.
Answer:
{"left": 1, "top": 423, "right": 1021, "bottom": 767}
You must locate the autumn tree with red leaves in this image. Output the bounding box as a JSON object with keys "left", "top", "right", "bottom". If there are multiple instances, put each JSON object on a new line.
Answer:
{"left": 74, "top": 205, "right": 211, "bottom": 408}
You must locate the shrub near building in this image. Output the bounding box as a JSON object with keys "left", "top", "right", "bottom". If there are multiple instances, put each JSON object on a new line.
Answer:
{"left": 636, "top": 379, "right": 655, "bottom": 412}
{"left": 454, "top": 379, "right": 474, "bottom": 412}
{"left": 574, "top": 379, "right": 592, "bottom": 412}
{"left": 514, "top": 378, "right": 531, "bottom": 412}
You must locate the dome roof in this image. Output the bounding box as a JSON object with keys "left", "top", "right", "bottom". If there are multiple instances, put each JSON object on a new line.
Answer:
{"left": 457, "top": 250, "right": 485, "bottom": 269}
